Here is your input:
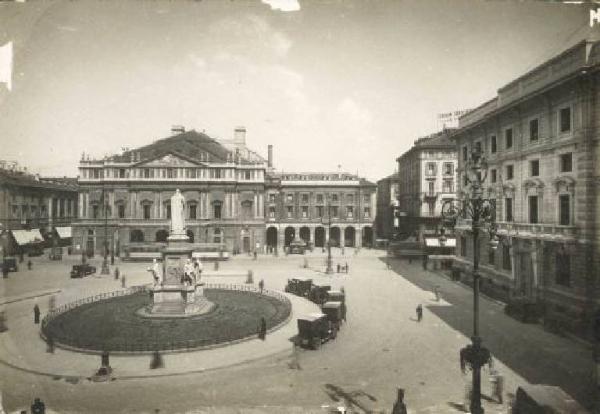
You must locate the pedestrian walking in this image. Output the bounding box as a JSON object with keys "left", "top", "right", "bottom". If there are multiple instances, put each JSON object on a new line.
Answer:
{"left": 48, "top": 295, "right": 56, "bottom": 310}
{"left": 258, "top": 317, "right": 267, "bottom": 340}
{"left": 27, "top": 260, "right": 32, "bottom": 270}
{"left": 258, "top": 279, "right": 264, "bottom": 294}
{"left": 114, "top": 266, "right": 120, "bottom": 281}
{"left": 489, "top": 369, "right": 504, "bottom": 404}
{"left": 150, "top": 350, "right": 164, "bottom": 369}
{"left": 337, "top": 263, "right": 341, "bottom": 273}
{"left": 33, "top": 304, "right": 40, "bottom": 324}
{"left": 30, "top": 397, "right": 45, "bottom": 414}
{"left": 2, "top": 262, "right": 8, "bottom": 278}
{"left": 121, "top": 274, "right": 126, "bottom": 288}
{"left": 253, "top": 250, "right": 257, "bottom": 260}
{"left": 345, "top": 262, "right": 349, "bottom": 273}
{"left": 46, "top": 333, "right": 55, "bottom": 353}
{"left": 416, "top": 304, "right": 423, "bottom": 322}
{"left": 391, "top": 388, "right": 408, "bottom": 414}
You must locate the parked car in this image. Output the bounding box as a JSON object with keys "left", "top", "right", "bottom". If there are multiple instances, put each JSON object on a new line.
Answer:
{"left": 49, "top": 247, "right": 63, "bottom": 261}
{"left": 3, "top": 257, "right": 18, "bottom": 272}
{"left": 321, "top": 301, "right": 343, "bottom": 335}
{"left": 70, "top": 264, "right": 96, "bottom": 278}
{"left": 297, "top": 313, "right": 335, "bottom": 349}
{"left": 326, "top": 290, "right": 346, "bottom": 321}
{"left": 284, "top": 277, "right": 313, "bottom": 297}
{"left": 289, "top": 237, "right": 307, "bottom": 254}
{"left": 309, "top": 282, "right": 331, "bottom": 305}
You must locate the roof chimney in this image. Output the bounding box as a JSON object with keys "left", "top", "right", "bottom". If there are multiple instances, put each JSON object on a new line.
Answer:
{"left": 234, "top": 126, "right": 246, "bottom": 148}
{"left": 267, "top": 144, "right": 273, "bottom": 168}
{"left": 171, "top": 125, "right": 185, "bottom": 135}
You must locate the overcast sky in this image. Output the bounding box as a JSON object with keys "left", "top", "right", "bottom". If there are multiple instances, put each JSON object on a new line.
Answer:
{"left": 0, "top": 0, "right": 590, "bottom": 181}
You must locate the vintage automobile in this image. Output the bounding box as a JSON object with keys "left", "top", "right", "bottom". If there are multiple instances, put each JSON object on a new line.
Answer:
{"left": 70, "top": 264, "right": 97, "bottom": 278}
{"left": 284, "top": 277, "right": 313, "bottom": 297}
{"left": 3, "top": 257, "right": 18, "bottom": 272}
{"left": 49, "top": 247, "right": 63, "bottom": 261}
{"left": 512, "top": 384, "right": 585, "bottom": 414}
{"left": 321, "top": 301, "right": 343, "bottom": 334}
{"left": 27, "top": 245, "right": 44, "bottom": 257}
{"left": 326, "top": 290, "right": 347, "bottom": 321}
{"left": 309, "top": 282, "right": 331, "bottom": 305}
{"left": 297, "top": 313, "right": 334, "bottom": 349}
{"left": 288, "top": 237, "right": 307, "bottom": 254}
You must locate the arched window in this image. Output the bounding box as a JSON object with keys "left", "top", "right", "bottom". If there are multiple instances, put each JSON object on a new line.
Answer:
{"left": 213, "top": 228, "right": 222, "bottom": 244}
{"left": 130, "top": 229, "right": 144, "bottom": 243}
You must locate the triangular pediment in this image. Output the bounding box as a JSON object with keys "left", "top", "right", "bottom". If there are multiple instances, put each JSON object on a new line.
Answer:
{"left": 135, "top": 152, "right": 205, "bottom": 168}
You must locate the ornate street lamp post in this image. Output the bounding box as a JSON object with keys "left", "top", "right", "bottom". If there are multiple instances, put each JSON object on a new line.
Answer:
{"left": 442, "top": 148, "right": 497, "bottom": 414}
{"left": 322, "top": 195, "right": 333, "bottom": 274}
{"left": 100, "top": 181, "right": 110, "bottom": 275}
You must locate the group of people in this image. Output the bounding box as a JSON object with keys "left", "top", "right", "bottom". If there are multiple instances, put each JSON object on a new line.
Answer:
{"left": 148, "top": 257, "right": 203, "bottom": 286}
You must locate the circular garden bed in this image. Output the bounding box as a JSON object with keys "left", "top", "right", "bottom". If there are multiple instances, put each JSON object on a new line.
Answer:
{"left": 42, "top": 288, "right": 291, "bottom": 353}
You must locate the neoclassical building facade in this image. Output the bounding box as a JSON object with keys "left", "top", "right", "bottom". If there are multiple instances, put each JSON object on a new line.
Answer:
{"left": 74, "top": 127, "right": 376, "bottom": 256}
{"left": 450, "top": 35, "right": 600, "bottom": 337}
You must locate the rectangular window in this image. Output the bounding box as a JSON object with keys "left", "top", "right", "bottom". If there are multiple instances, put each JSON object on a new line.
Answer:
{"left": 462, "top": 146, "right": 468, "bottom": 161}
{"left": 92, "top": 205, "right": 99, "bottom": 219}
{"left": 363, "top": 194, "right": 370, "bottom": 204}
{"left": 189, "top": 204, "right": 197, "bottom": 220}
{"left": 529, "top": 196, "right": 538, "bottom": 224}
{"left": 286, "top": 194, "right": 293, "bottom": 203}
{"left": 118, "top": 204, "right": 125, "bottom": 219}
{"left": 167, "top": 168, "right": 175, "bottom": 179}
{"left": 331, "top": 206, "right": 339, "bottom": 218}
{"left": 346, "top": 206, "right": 353, "bottom": 218}
{"left": 286, "top": 206, "right": 293, "bottom": 218}
{"left": 443, "top": 163, "right": 453, "bottom": 175}
{"left": 502, "top": 244, "right": 512, "bottom": 270}
{"left": 505, "top": 198, "right": 513, "bottom": 222}
{"left": 490, "top": 135, "right": 497, "bottom": 154}
{"left": 442, "top": 180, "right": 453, "bottom": 193}
{"left": 346, "top": 194, "right": 354, "bottom": 203}
{"left": 460, "top": 236, "right": 467, "bottom": 257}
{"left": 268, "top": 206, "right": 276, "bottom": 218}
{"left": 426, "top": 162, "right": 436, "bottom": 176}
{"left": 560, "top": 153, "right": 572, "bottom": 172}
{"left": 530, "top": 119, "right": 539, "bottom": 141}
{"left": 143, "top": 205, "right": 151, "bottom": 220}
{"left": 269, "top": 194, "right": 276, "bottom": 203}
{"left": 244, "top": 170, "right": 251, "bottom": 180}
{"left": 428, "top": 181, "right": 434, "bottom": 195}
{"left": 560, "top": 107, "right": 571, "bottom": 133}
{"left": 214, "top": 204, "right": 222, "bottom": 219}
{"left": 144, "top": 168, "right": 151, "bottom": 179}
{"left": 506, "top": 165, "right": 514, "bottom": 180}
{"left": 302, "top": 194, "right": 309, "bottom": 203}
{"left": 166, "top": 205, "right": 171, "bottom": 219}
{"left": 301, "top": 206, "right": 308, "bottom": 218}
{"left": 119, "top": 169, "right": 126, "bottom": 178}
{"left": 316, "top": 194, "right": 324, "bottom": 204}
{"left": 331, "top": 194, "right": 338, "bottom": 202}
{"left": 491, "top": 169, "right": 497, "bottom": 183}
{"left": 475, "top": 141, "right": 482, "bottom": 154}
{"left": 556, "top": 251, "right": 571, "bottom": 286}
{"left": 559, "top": 195, "right": 570, "bottom": 225}
{"left": 317, "top": 206, "right": 324, "bottom": 218}
{"left": 428, "top": 201, "right": 434, "bottom": 216}
{"left": 505, "top": 128, "right": 513, "bottom": 149}
{"left": 364, "top": 207, "right": 370, "bottom": 218}
{"left": 530, "top": 160, "right": 540, "bottom": 177}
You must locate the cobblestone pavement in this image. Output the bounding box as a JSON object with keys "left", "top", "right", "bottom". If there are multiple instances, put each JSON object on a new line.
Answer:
{"left": 0, "top": 249, "right": 593, "bottom": 413}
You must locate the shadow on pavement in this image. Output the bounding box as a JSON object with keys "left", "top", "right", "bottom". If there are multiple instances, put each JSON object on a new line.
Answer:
{"left": 379, "top": 257, "right": 596, "bottom": 409}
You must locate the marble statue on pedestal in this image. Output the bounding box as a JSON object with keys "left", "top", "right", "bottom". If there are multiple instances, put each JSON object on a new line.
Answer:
{"left": 170, "top": 189, "right": 186, "bottom": 237}
{"left": 148, "top": 258, "right": 161, "bottom": 285}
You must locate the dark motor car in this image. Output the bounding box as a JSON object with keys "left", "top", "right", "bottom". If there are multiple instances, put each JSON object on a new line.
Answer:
{"left": 297, "top": 313, "right": 334, "bottom": 349}
{"left": 284, "top": 277, "right": 313, "bottom": 297}
{"left": 3, "top": 257, "right": 18, "bottom": 272}
{"left": 321, "top": 302, "right": 343, "bottom": 335}
{"left": 309, "top": 282, "right": 331, "bottom": 305}
{"left": 288, "top": 237, "right": 307, "bottom": 254}
{"left": 70, "top": 264, "right": 96, "bottom": 278}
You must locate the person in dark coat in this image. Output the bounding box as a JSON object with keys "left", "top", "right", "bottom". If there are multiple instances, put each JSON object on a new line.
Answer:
{"left": 114, "top": 266, "right": 120, "bottom": 281}
{"left": 258, "top": 317, "right": 267, "bottom": 340}
{"left": 337, "top": 263, "right": 341, "bottom": 273}
{"left": 33, "top": 304, "right": 40, "bottom": 324}
{"left": 31, "top": 397, "right": 45, "bottom": 414}
{"left": 416, "top": 304, "right": 423, "bottom": 322}
{"left": 392, "top": 388, "right": 408, "bottom": 414}
{"left": 2, "top": 262, "right": 8, "bottom": 278}
{"left": 27, "top": 260, "right": 32, "bottom": 270}
{"left": 258, "top": 279, "right": 264, "bottom": 294}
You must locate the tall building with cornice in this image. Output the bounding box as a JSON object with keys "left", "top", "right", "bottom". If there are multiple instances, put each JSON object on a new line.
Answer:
{"left": 450, "top": 32, "right": 600, "bottom": 338}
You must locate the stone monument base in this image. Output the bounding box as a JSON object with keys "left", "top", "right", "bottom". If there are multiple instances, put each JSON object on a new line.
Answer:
{"left": 138, "top": 283, "right": 215, "bottom": 319}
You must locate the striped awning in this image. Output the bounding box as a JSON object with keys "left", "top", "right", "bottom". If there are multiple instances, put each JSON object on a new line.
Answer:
{"left": 55, "top": 226, "right": 72, "bottom": 239}
{"left": 11, "top": 229, "right": 44, "bottom": 245}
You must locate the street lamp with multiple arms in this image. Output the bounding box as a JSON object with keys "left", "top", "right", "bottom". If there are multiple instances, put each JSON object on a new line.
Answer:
{"left": 322, "top": 195, "right": 333, "bottom": 274}
{"left": 441, "top": 148, "right": 497, "bottom": 414}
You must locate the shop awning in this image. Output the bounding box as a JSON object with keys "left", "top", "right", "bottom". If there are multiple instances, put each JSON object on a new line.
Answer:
{"left": 55, "top": 226, "right": 72, "bottom": 239}
{"left": 11, "top": 229, "right": 44, "bottom": 245}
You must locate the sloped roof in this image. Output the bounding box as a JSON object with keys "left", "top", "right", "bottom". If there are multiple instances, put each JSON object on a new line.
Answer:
{"left": 112, "top": 129, "right": 261, "bottom": 165}
{"left": 0, "top": 170, "right": 78, "bottom": 192}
